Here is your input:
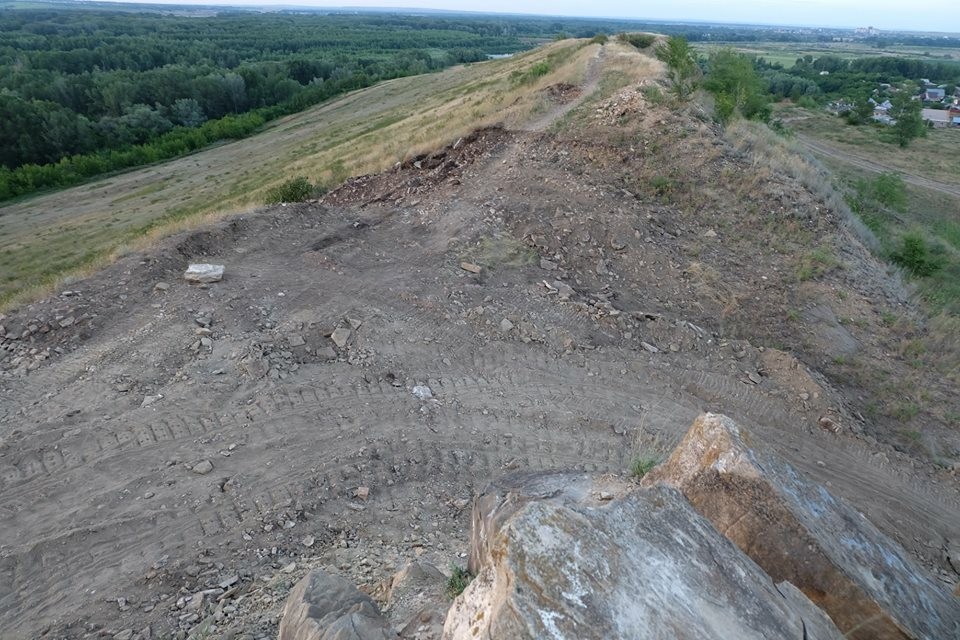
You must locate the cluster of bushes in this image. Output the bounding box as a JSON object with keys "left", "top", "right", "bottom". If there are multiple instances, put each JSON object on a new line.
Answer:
{"left": 618, "top": 33, "right": 657, "bottom": 50}
{"left": 263, "top": 176, "right": 320, "bottom": 204}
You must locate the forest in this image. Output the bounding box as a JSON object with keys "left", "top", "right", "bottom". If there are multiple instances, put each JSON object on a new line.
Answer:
{"left": 0, "top": 8, "right": 551, "bottom": 200}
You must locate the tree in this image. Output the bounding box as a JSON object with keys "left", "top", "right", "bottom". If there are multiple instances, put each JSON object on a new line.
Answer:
{"left": 889, "top": 86, "right": 925, "bottom": 148}
{"left": 654, "top": 36, "right": 699, "bottom": 101}
{"left": 703, "top": 49, "right": 770, "bottom": 124}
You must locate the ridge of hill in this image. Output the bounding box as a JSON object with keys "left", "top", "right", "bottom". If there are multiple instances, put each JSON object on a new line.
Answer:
{"left": 0, "top": 40, "right": 958, "bottom": 639}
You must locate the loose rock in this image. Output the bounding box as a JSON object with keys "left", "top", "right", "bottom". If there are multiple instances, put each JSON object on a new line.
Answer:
{"left": 183, "top": 264, "right": 225, "bottom": 284}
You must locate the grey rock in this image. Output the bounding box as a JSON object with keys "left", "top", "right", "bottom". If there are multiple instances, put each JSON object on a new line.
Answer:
{"left": 192, "top": 460, "right": 214, "bottom": 475}
{"left": 412, "top": 385, "right": 433, "bottom": 401}
{"left": 278, "top": 570, "right": 393, "bottom": 640}
{"left": 552, "top": 281, "right": 574, "bottom": 301}
{"left": 499, "top": 318, "right": 514, "bottom": 332}
{"left": 288, "top": 335, "right": 306, "bottom": 347}
{"left": 539, "top": 258, "right": 558, "bottom": 271}
{"left": 183, "top": 264, "right": 224, "bottom": 284}
{"left": 330, "top": 328, "right": 351, "bottom": 349}
{"left": 449, "top": 471, "right": 842, "bottom": 640}
{"left": 154, "top": 282, "right": 170, "bottom": 292}
{"left": 644, "top": 413, "right": 960, "bottom": 640}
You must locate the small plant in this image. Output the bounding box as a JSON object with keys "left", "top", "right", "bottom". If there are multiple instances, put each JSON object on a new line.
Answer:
{"left": 796, "top": 247, "right": 839, "bottom": 281}
{"left": 590, "top": 33, "right": 609, "bottom": 45}
{"left": 630, "top": 453, "right": 660, "bottom": 479}
{"left": 640, "top": 84, "right": 667, "bottom": 105}
{"left": 786, "top": 309, "right": 800, "bottom": 322}
{"left": 891, "top": 402, "right": 920, "bottom": 422}
{"left": 264, "top": 176, "right": 314, "bottom": 204}
{"left": 446, "top": 565, "right": 472, "bottom": 598}
{"left": 890, "top": 232, "right": 943, "bottom": 277}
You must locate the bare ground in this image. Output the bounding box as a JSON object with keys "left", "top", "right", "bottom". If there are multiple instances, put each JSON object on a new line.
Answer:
{"left": 1, "top": 52, "right": 959, "bottom": 640}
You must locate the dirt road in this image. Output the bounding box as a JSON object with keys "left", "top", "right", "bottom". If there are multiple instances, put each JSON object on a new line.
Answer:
{"left": 2, "top": 56, "right": 959, "bottom": 639}
{"left": 797, "top": 134, "right": 960, "bottom": 199}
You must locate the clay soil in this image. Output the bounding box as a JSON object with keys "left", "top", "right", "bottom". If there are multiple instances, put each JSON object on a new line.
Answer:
{"left": 2, "top": 55, "right": 959, "bottom": 639}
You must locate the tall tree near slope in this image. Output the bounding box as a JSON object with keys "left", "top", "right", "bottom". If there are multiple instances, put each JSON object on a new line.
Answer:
{"left": 655, "top": 36, "right": 699, "bottom": 101}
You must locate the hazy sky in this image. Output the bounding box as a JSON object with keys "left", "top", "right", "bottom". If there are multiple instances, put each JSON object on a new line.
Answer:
{"left": 123, "top": 0, "right": 953, "bottom": 32}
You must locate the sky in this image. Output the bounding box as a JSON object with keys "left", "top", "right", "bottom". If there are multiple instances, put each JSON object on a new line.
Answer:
{"left": 116, "top": 0, "right": 954, "bottom": 33}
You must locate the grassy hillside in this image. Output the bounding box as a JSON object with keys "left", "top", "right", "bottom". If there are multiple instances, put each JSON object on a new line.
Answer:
{"left": 0, "top": 40, "right": 652, "bottom": 307}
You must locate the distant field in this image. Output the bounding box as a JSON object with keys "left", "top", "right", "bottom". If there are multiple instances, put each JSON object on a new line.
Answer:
{"left": 777, "top": 104, "right": 960, "bottom": 185}
{"left": 0, "top": 40, "right": 640, "bottom": 306}
{"left": 697, "top": 41, "right": 960, "bottom": 67}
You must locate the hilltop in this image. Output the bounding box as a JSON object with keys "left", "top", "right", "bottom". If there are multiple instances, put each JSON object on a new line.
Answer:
{"left": 1, "top": 40, "right": 958, "bottom": 638}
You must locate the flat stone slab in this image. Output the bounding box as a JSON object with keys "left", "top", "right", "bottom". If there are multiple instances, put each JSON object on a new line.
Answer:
{"left": 446, "top": 471, "right": 842, "bottom": 640}
{"left": 643, "top": 413, "right": 960, "bottom": 640}
{"left": 183, "top": 263, "right": 224, "bottom": 283}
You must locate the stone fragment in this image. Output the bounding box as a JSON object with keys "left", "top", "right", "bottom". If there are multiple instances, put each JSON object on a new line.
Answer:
{"left": 192, "top": 460, "right": 214, "bottom": 475}
{"left": 278, "top": 570, "right": 393, "bottom": 640}
{"left": 499, "top": 318, "right": 514, "bottom": 332}
{"left": 552, "top": 281, "right": 574, "bottom": 301}
{"left": 154, "top": 282, "right": 170, "bottom": 292}
{"left": 140, "top": 395, "right": 162, "bottom": 408}
{"left": 288, "top": 335, "right": 306, "bottom": 347}
{"left": 183, "top": 264, "right": 224, "bottom": 283}
{"left": 643, "top": 413, "right": 960, "bottom": 640}
{"left": 330, "top": 328, "right": 351, "bottom": 349}
{"left": 355, "top": 486, "right": 369, "bottom": 500}
{"left": 412, "top": 385, "right": 433, "bottom": 401}
{"left": 539, "top": 258, "right": 557, "bottom": 271}
{"left": 449, "top": 471, "right": 842, "bottom": 640}
{"left": 459, "top": 262, "right": 482, "bottom": 274}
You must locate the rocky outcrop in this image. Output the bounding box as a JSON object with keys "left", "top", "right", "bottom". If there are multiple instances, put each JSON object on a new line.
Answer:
{"left": 643, "top": 413, "right": 960, "bottom": 640}
{"left": 278, "top": 570, "right": 393, "bottom": 640}
{"left": 445, "top": 471, "right": 842, "bottom": 640}
{"left": 384, "top": 562, "right": 450, "bottom": 639}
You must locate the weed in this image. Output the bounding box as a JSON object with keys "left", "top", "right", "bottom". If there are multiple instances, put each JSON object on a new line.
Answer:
{"left": 264, "top": 176, "right": 314, "bottom": 204}
{"left": 786, "top": 309, "right": 800, "bottom": 322}
{"left": 891, "top": 402, "right": 920, "bottom": 422}
{"left": 446, "top": 565, "right": 472, "bottom": 598}
{"left": 649, "top": 175, "right": 674, "bottom": 195}
{"left": 640, "top": 84, "right": 667, "bottom": 106}
{"left": 630, "top": 453, "right": 660, "bottom": 479}
{"left": 796, "top": 246, "right": 839, "bottom": 281}
{"left": 880, "top": 312, "right": 898, "bottom": 327}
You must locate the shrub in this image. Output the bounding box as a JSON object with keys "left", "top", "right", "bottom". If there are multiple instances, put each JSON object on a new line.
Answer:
{"left": 618, "top": 33, "right": 657, "bottom": 49}
{"left": 872, "top": 173, "right": 907, "bottom": 212}
{"left": 446, "top": 565, "right": 472, "bottom": 598}
{"left": 590, "top": 34, "right": 609, "bottom": 45}
{"left": 891, "top": 232, "right": 943, "bottom": 277}
{"left": 630, "top": 453, "right": 660, "bottom": 479}
{"left": 264, "top": 176, "right": 314, "bottom": 204}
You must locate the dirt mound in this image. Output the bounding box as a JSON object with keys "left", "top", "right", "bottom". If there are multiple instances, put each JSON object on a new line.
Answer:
{"left": 540, "top": 82, "right": 582, "bottom": 103}
{"left": 1, "top": 60, "right": 959, "bottom": 640}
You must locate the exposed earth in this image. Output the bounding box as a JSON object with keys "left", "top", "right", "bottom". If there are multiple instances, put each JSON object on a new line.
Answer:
{"left": 1, "top": 47, "right": 959, "bottom": 639}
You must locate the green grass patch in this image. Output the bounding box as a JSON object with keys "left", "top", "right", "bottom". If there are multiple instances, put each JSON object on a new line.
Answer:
{"left": 446, "top": 565, "right": 472, "bottom": 599}
{"left": 630, "top": 453, "right": 660, "bottom": 479}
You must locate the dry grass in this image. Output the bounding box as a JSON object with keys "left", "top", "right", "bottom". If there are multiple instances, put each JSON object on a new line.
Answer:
{"left": 724, "top": 119, "right": 883, "bottom": 253}
{"left": 0, "top": 40, "right": 607, "bottom": 310}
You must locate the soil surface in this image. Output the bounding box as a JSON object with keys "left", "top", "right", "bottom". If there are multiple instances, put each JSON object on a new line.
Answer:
{"left": 2, "top": 54, "right": 959, "bottom": 640}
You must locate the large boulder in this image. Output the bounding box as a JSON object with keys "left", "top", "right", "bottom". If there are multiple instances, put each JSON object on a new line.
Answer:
{"left": 643, "top": 413, "right": 960, "bottom": 640}
{"left": 278, "top": 569, "right": 393, "bottom": 640}
{"left": 445, "top": 471, "right": 842, "bottom": 640}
